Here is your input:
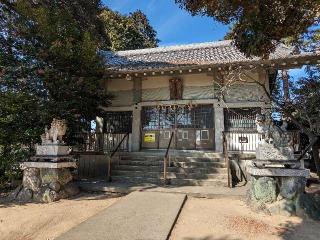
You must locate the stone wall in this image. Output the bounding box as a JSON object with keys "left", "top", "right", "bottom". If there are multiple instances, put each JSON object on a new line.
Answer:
{"left": 247, "top": 175, "right": 320, "bottom": 219}
{"left": 11, "top": 167, "right": 79, "bottom": 203}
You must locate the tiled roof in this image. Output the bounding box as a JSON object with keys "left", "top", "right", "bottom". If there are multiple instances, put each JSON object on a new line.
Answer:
{"left": 103, "top": 40, "right": 319, "bottom": 73}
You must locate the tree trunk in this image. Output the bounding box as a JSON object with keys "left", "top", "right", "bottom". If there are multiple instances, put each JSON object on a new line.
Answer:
{"left": 282, "top": 70, "right": 290, "bottom": 104}
{"left": 312, "top": 139, "right": 320, "bottom": 178}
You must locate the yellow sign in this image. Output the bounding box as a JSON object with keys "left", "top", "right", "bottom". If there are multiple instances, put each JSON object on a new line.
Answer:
{"left": 144, "top": 133, "right": 156, "bottom": 143}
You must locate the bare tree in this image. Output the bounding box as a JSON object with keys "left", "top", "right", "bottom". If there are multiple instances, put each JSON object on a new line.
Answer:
{"left": 214, "top": 65, "right": 320, "bottom": 177}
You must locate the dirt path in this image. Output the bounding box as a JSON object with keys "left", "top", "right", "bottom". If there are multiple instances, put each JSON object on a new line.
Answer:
{"left": 0, "top": 193, "right": 121, "bottom": 240}
{"left": 170, "top": 197, "right": 320, "bottom": 240}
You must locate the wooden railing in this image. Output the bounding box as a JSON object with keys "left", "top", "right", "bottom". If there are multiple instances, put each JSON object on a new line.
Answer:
{"left": 223, "top": 130, "right": 301, "bottom": 152}
{"left": 163, "top": 132, "right": 174, "bottom": 183}
{"left": 107, "top": 132, "right": 130, "bottom": 182}
{"left": 223, "top": 131, "right": 260, "bottom": 152}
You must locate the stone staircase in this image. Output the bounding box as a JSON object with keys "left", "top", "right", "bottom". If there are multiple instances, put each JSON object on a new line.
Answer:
{"left": 111, "top": 151, "right": 228, "bottom": 186}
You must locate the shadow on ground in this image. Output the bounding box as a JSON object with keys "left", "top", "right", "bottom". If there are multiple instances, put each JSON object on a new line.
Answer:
{"left": 178, "top": 218, "right": 320, "bottom": 240}
{"left": 0, "top": 191, "right": 122, "bottom": 208}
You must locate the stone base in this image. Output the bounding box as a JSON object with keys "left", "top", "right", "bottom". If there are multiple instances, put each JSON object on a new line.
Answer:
{"left": 247, "top": 172, "right": 320, "bottom": 220}
{"left": 11, "top": 162, "right": 79, "bottom": 203}
{"left": 36, "top": 144, "right": 71, "bottom": 156}
{"left": 247, "top": 166, "right": 310, "bottom": 178}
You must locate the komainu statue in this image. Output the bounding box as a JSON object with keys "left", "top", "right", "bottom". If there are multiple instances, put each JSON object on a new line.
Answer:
{"left": 255, "top": 113, "right": 291, "bottom": 147}
{"left": 255, "top": 113, "right": 295, "bottom": 164}
{"left": 41, "top": 119, "right": 67, "bottom": 144}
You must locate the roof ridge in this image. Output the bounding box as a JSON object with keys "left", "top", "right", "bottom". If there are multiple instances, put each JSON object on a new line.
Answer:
{"left": 114, "top": 40, "right": 232, "bottom": 56}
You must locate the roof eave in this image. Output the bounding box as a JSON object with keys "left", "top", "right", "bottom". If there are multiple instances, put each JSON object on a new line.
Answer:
{"left": 105, "top": 53, "right": 320, "bottom": 76}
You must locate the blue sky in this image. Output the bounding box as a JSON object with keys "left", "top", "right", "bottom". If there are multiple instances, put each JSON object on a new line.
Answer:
{"left": 103, "top": 0, "right": 229, "bottom": 46}
{"left": 103, "top": 0, "right": 305, "bottom": 78}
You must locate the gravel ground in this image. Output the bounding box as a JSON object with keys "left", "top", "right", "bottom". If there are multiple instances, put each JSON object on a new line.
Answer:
{"left": 0, "top": 192, "right": 121, "bottom": 240}
{"left": 170, "top": 197, "right": 320, "bottom": 240}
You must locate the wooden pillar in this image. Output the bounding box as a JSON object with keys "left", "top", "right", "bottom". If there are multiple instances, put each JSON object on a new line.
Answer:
{"left": 131, "top": 105, "right": 141, "bottom": 152}
{"left": 133, "top": 77, "right": 142, "bottom": 104}
{"left": 214, "top": 104, "right": 224, "bottom": 152}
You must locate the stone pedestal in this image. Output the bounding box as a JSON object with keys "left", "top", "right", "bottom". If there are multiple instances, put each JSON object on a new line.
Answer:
{"left": 12, "top": 162, "right": 79, "bottom": 203}
{"left": 246, "top": 166, "right": 312, "bottom": 217}
{"left": 36, "top": 144, "right": 71, "bottom": 156}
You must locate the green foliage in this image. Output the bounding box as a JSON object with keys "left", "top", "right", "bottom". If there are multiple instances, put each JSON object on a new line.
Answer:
{"left": 175, "top": 0, "right": 320, "bottom": 58}
{"left": 0, "top": 0, "right": 158, "bottom": 182}
{"left": 100, "top": 8, "right": 159, "bottom": 51}
{"left": 0, "top": 145, "right": 26, "bottom": 184}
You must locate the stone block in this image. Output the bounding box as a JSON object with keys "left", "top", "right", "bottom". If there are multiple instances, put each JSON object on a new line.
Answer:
{"left": 49, "top": 181, "right": 61, "bottom": 192}
{"left": 247, "top": 166, "right": 310, "bottom": 178}
{"left": 252, "top": 176, "right": 277, "bottom": 203}
{"left": 33, "top": 186, "right": 47, "bottom": 202}
{"left": 16, "top": 188, "right": 33, "bottom": 202}
{"left": 22, "top": 168, "right": 41, "bottom": 192}
{"left": 63, "top": 182, "right": 80, "bottom": 197}
{"left": 280, "top": 177, "right": 306, "bottom": 200}
{"left": 7, "top": 185, "right": 22, "bottom": 201}
{"left": 40, "top": 168, "right": 72, "bottom": 185}
{"left": 21, "top": 161, "right": 77, "bottom": 169}
{"left": 36, "top": 145, "right": 71, "bottom": 156}
{"left": 58, "top": 189, "right": 69, "bottom": 199}
{"left": 42, "top": 189, "right": 60, "bottom": 203}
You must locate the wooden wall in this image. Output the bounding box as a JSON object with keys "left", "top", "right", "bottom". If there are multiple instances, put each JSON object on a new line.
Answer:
{"left": 77, "top": 154, "right": 108, "bottom": 179}
{"left": 105, "top": 70, "right": 268, "bottom": 106}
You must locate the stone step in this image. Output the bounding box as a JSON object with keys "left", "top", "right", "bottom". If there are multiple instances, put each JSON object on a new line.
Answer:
{"left": 111, "top": 176, "right": 161, "bottom": 184}
{"left": 174, "top": 173, "right": 228, "bottom": 180}
{"left": 119, "top": 155, "right": 224, "bottom": 162}
{"left": 119, "top": 156, "right": 162, "bottom": 161}
{"left": 112, "top": 170, "right": 227, "bottom": 180}
{"left": 173, "top": 161, "right": 226, "bottom": 168}
{"left": 118, "top": 151, "right": 224, "bottom": 158}
{"left": 112, "top": 170, "right": 162, "bottom": 178}
{"left": 118, "top": 160, "right": 162, "bottom": 166}
{"left": 111, "top": 176, "right": 227, "bottom": 187}
{"left": 110, "top": 176, "right": 228, "bottom": 187}
{"left": 112, "top": 165, "right": 162, "bottom": 172}
{"left": 172, "top": 157, "right": 224, "bottom": 163}
{"left": 112, "top": 165, "right": 227, "bottom": 174}
{"left": 117, "top": 160, "right": 226, "bottom": 168}
{"left": 172, "top": 167, "right": 228, "bottom": 174}
{"left": 170, "top": 178, "right": 227, "bottom": 187}
{"left": 112, "top": 152, "right": 228, "bottom": 187}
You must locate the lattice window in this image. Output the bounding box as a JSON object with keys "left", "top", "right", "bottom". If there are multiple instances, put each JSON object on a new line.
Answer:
{"left": 224, "top": 108, "right": 261, "bottom": 131}
{"left": 142, "top": 105, "right": 214, "bottom": 130}
{"left": 142, "top": 106, "right": 160, "bottom": 130}
{"left": 104, "top": 111, "right": 132, "bottom": 133}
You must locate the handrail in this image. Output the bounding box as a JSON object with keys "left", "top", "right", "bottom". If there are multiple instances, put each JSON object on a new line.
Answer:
{"left": 110, "top": 132, "right": 129, "bottom": 158}
{"left": 107, "top": 132, "right": 129, "bottom": 181}
{"left": 163, "top": 132, "right": 174, "bottom": 183}
{"left": 223, "top": 132, "right": 232, "bottom": 188}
